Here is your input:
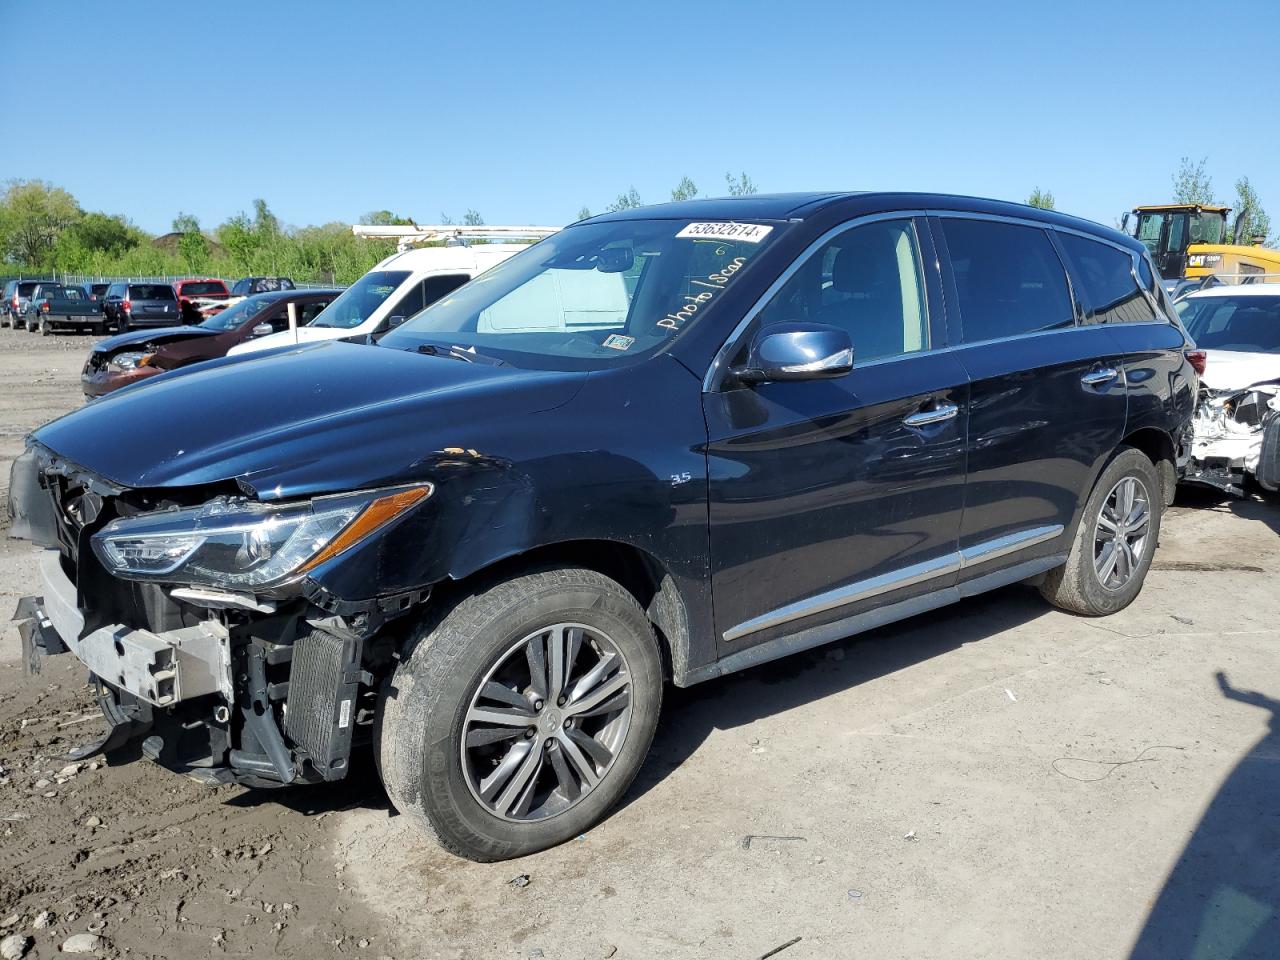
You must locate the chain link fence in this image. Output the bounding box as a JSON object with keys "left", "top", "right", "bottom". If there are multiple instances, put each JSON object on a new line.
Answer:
{"left": 0, "top": 271, "right": 338, "bottom": 291}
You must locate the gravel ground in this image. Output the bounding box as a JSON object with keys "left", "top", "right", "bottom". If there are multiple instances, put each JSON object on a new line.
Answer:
{"left": 0, "top": 327, "right": 1277, "bottom": 960}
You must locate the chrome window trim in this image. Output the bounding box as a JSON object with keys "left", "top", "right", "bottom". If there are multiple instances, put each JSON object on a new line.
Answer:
{"left": 702, "top": 210, "right": 930, "bottom": 393}
{"left": 722, "top": 523, "right": 1063, "bottom": 643}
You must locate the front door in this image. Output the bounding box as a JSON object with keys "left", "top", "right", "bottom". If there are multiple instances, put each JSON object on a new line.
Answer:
{"left": 704, "top": 216, "right": 969, "bottom": 655}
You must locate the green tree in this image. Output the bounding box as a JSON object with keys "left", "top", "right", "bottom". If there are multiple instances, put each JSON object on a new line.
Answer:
{"left": 1233, "top": 176, "right": 1272, "bottom": 244}
{"left": 359, "top": 210, "right": 416, "bottom": 226}
{"left": 0, "top": 179, "right": 81, "bottom": 266}
{"left": 1026, "top": 187, "right": 1056, "bottom": 210}
{"left": 576, "top": 206, "right": 592, "bottom": 221}
{"left": 1172, "top": 157, "right": 1216, "bottom": 205}
{"left": 724, "top": 171, "right": 757, "bottom": 197}
{"left": 670, "top": 176, "right": 698, "bottom": 201}
{"left": 463, "top": 209, "right": 484, "bottom": 226}
{"left": 172, "top": 212, "right": 208, "bottom": 271}
{"left": 607, "top": 187, "right": 642, "bottom": 212}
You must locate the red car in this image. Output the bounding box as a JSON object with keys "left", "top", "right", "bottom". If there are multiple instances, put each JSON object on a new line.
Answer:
{"left": 173, "top": 278, "right": 232, "bottom": 324}
{"left": 82, "top": 288, "right": 340, "bottom": 399}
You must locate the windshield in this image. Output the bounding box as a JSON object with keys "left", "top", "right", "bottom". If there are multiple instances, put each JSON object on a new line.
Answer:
{"left": 197, "top": 296, "right": 272, "bottom": 331}
{"left": 311, "top": 270, "right": 410, "bottom": 329}
{"left": 381, "top": 218, "right": 783, "bottom": 369}
{"left": 1178, "top": 295, "right": 1280, "bottom": 354}
{"left": 129, "top": 284, "right": 175, "bottom": 301}
{"left": 180, "top": 281, "right": 227, "bottom": 296}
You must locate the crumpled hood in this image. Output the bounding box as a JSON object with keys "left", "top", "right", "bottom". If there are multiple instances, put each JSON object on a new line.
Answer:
{"left": 1201, "top": 349, "right": 1280, "bottom": 392}
{"left": 34, "top": 341, "right": 585, "bottom": 497}
{"left": 93, "top": 325, "right": 221, "bottom": 353}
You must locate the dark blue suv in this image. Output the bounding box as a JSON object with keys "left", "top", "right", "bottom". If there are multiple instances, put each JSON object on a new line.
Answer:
{"left": 12, "top": 193, "right": 1195, "bottom": 862}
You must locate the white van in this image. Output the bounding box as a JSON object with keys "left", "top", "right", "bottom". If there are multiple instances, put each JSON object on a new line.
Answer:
{"left": 229, "top": 227, "right": 557, "bottom": 357}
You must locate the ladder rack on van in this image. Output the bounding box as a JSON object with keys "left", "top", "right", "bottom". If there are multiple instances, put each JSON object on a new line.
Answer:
{"left": 351, "top": 225, "right": 560, "bottom": 252}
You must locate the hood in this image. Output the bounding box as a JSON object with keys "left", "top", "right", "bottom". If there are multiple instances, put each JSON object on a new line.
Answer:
{"left": 94, "top": 325, "right": 222, "bottom": 353}
{"left": 228, "top": 325, "right": 350, "bottom": 357}
{"left": 35, "top": 341, "right": 586, "bottom": 497}
{"left": 1200, "top": 349, "right": 1280, "bottom": 392}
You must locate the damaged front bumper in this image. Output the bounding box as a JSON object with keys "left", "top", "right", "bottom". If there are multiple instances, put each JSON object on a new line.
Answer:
{"left": 1184, "top": 383, "right": 1280, "bottom": 495}
{"left": 14, "top": 547, "right": 375, "bottom": 790}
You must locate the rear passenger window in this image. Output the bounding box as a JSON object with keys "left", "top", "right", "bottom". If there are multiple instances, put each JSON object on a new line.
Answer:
{"left": 1058, "top": 234, "right": 1158, "bottom": 325}
{"left": 943, "top": 219, "right": 1074, "bottom": 343}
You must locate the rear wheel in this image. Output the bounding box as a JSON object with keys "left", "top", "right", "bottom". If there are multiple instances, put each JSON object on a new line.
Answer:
{"left": 376, "top": 567, "right": 663, "bottom": 862}
{"left": 1040, "top": 447, "right": 1162, "bottom": 616}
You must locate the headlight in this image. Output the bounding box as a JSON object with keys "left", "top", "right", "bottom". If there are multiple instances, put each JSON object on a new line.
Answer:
{"left": 109, "top": 351, "right": 154, "bottom": 372}
{"left": 91, "top": 484, "right": 432, "bottom": 590}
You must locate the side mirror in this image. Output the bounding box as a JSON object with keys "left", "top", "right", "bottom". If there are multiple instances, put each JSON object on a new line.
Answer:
{"left": 251, "top": 323, "right": 274, "bottom": 337}
{"left": 385, "top": 315, "right": 407, "bottom": 329}
{"left": 733, "top": 322, "right": 853, "bottom": 384}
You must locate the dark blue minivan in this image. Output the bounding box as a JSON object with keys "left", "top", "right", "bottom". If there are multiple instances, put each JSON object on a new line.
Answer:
{"left": 13, "top": 193, "right": 1196, "bottom": 861}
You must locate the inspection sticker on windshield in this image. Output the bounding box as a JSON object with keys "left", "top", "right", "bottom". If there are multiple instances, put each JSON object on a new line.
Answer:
{"left": 602, "top": 334, "right": 635, "bottom": 351}
{"left": 676, "top": 222, "right": 774, "bottom": 243}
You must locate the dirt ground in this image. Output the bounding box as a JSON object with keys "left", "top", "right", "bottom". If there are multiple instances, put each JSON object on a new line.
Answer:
{"left": 0, "top": 328, "right": 1277, "bottom": 960}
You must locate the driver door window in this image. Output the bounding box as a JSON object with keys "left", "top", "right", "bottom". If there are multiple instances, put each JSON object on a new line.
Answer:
{"left": 756, "top": 219, "right": 929, "bottom": 363}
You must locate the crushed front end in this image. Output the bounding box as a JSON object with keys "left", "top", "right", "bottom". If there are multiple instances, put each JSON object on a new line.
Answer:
{"left": 1185, "top": 380, "right": 1280, "bottom": 495}
{"left": 10, "top": 442, "right": 430, "bottom": 788}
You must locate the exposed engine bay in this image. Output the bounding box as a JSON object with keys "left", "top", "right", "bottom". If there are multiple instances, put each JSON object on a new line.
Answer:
{"left": 1185, "top": 379, "right": 1280, "bottom": 495}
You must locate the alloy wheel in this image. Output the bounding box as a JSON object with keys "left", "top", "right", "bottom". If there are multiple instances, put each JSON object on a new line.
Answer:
{"left": 1093, "top": 475, "right": 1151, "bottom": 591}
{"left": 461, "top": 622, "right": 633, "bottom": 822}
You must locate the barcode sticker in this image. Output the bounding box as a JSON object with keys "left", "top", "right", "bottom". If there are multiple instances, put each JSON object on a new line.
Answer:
{"left": 675, "top": 222, "right": 774, "bottom": 243}
{"left": 338, "top": 698, "right": 352, "bottom": 729}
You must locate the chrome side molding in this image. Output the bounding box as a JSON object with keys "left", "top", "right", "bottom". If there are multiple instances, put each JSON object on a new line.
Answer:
{"left": 723, "top": 523, "right": 1063, "bottom": 643}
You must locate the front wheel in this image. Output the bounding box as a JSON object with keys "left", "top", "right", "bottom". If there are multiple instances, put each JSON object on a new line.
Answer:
{"left": 376, "top": 567, "right": 663, "bottom": 862}
{"left": 1040, "top": 446, "right": 1163, "bottom": 616}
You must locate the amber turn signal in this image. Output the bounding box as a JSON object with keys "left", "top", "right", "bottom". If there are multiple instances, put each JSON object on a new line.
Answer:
{"left": 298, "top": 485, "right": 432, "bottom": 573}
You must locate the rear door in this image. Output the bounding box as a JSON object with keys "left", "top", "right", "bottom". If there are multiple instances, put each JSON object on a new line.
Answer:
{"left": 705, "top": 215, "right": 970, "bottom": 656}
{"left": 933, "top": 215, "right": 1127, "bottom": 577}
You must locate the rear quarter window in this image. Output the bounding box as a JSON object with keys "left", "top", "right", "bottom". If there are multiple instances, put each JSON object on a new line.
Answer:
{"left": 942, "top": 219, "right": 1075, "bottom": 343}
{"left": 1058, "top": 234, "right": 1158, "bottom": 325}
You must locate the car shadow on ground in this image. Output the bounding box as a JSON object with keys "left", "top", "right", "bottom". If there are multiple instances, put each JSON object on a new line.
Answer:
{"left": 1173, "top": 484, "right": 1280, "bottom": 540}
{"left": 625, "top": 582, "right": 1053, "bottom": 810}
{"left": 1128, "top": 672, "right": 1280, "bottom": 960}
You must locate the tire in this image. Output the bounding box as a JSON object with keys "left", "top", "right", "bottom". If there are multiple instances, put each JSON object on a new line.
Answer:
{"left": 93, "top": 320, "right": 106, "bottom": 337}
{"left": 376, "top": 567, "right": 663, "bottom": 862}
{"left": 1040, "top": 446, "right": 1163, "bottom": 616}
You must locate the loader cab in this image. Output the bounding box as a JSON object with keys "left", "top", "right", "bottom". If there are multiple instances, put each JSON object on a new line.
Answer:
{"left": 1127, "top": 204, "right": 1230, "bottom": 280}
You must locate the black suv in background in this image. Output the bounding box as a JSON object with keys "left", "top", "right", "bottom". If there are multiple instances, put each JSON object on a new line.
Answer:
{"left": 13, "top": 193, "right": 1195, "bottom": 863}
{"left": 3, "top": 279, "right": 52, "bottom": 328}
{"left": 101, "top": 282, "right": 181, "bottom": 331}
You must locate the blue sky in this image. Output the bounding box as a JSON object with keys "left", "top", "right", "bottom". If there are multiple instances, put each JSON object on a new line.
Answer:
{"left": 4, "top": 0, "right": 1278, "bottom": 234}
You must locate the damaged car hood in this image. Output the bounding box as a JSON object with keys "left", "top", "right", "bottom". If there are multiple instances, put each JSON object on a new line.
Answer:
{"left": 1200, "top": 349, "right": 1280, "bottom": 392}
{"left": 33, "top": 341, "right": 586, "bottom": 497}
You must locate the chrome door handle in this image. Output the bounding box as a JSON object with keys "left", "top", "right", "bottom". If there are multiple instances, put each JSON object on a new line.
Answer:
{"left": 904, "top": 401, "right": 959, "bottom": 427}
{"left": 1080, "top": 367, "right": 1119, "bottom": 386}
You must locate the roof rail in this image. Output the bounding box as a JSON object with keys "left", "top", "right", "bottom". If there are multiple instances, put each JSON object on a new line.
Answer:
{"left": 351, "top": 224, "right": 560, "bottom": 252}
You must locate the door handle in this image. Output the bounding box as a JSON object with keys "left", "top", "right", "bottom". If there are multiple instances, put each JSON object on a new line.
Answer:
{"left": 1080, "top": 367, "right": 1120, "bottom": 386}
{"left": 903, "top": 401, "right": 959, "bottom": 428}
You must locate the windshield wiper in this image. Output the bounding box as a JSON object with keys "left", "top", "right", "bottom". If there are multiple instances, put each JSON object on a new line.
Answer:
{"left": 415, "top": 343, "right": 506, "bottom": 366}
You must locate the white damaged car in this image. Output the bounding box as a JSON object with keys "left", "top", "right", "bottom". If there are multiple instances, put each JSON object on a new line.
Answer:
{"left": 1178, "top": 284, "right": 1280, "bottom": 494}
